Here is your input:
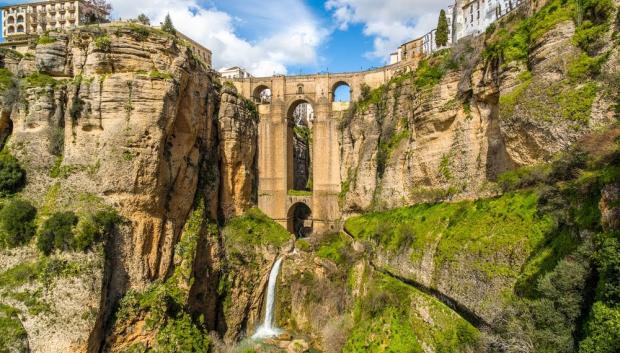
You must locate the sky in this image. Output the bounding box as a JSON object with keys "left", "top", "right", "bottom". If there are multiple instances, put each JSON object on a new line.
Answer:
{"left": 0, "top": 0, "right": 453, "bottom": 76}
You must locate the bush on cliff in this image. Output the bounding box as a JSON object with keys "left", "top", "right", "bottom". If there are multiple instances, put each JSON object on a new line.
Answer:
{"left": 73, "top": 209, "right": 121, "bottom": 252}
{"left": 37, "top": 211, "right": 78, "bottom": 255}
{"left": 0, "top": 152, "right": 26, "bottom": 196}
{"left": 0, "top": 199, "right": 37, "bottom": 249}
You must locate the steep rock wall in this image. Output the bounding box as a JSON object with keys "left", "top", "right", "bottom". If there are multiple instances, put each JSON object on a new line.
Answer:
{"left": 0, "top": 25, "right": 259, "bottom": 353}
{"left": 339, "top": 19, "right": 617, "bottom": 213}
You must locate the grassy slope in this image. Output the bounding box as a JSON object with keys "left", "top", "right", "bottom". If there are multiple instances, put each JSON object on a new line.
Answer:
{"left": 346, "top": 191, "right": 555, "bottom": 279}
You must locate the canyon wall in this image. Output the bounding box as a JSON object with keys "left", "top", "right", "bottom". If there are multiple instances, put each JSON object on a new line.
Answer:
{"left": 339, "top": 18, "right": 618, "bottom": 214}
{"left": 0, "top": 24, "right": 258, "bottom": 352}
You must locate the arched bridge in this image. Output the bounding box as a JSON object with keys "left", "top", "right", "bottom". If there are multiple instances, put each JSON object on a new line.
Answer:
{"left": 230, "top": 63, "right": 412, "bottom": 235}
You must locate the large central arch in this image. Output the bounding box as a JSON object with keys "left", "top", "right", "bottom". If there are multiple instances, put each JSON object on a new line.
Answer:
{"left": 286, "top": 99, "right": 314, "bottom": 193}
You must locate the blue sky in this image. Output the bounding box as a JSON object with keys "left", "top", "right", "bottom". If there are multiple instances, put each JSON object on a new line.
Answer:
{"left": 0, "top": 0, "right": 452, "bottom": 76}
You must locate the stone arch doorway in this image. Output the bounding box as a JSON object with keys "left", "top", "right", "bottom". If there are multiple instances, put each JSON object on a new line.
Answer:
{"left": 332, "top": 81, "right": 351, "bottom": 102}
{"left": 288, "top": 202, "right": 312, "bottom": 238}
{"left": 253, "top": 85, "right": 271, "bottom": 104}
{"left": 287, "top": 99, "right": 314, "bottom": 192}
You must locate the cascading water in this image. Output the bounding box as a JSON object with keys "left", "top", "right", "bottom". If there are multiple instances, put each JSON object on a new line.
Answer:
{"left": 252, "top": 257, "right": 284, "bottom": 339}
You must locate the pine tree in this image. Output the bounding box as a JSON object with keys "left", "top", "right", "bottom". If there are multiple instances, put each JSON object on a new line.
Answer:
{"left": 162, "top": 14, "right": 176, "bottom": 35}
{"left": 436, "top": 9, "right": 449, "bottom": 48}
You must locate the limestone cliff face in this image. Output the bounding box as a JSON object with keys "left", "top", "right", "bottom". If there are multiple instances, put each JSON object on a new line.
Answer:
{"left": 218, "top": 88, "right": 259, "bottom": 220}
{"left": 339, "top": 20, "right": 618, "bottom": 213}
{"left": 0, "top": 25, "right": 258, "bottom": 353}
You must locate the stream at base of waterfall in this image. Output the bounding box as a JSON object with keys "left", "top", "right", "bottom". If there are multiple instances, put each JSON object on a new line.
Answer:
{"left": 252, "top": 257, "right": 284, "bottom": 339}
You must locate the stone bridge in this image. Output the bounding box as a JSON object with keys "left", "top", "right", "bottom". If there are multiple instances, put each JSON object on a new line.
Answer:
{"left": 231, "top": 62, "right": 412, "bottom": 235}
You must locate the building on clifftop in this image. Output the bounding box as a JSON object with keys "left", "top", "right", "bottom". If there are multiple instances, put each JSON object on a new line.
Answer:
{"left": 219, "top": 66, "right": 253, "bottom": 79}
{"left": 1, "top": 0, "right": 109, "bottom": 40}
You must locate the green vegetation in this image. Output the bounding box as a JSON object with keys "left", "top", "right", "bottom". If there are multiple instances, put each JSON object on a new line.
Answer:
{"left": 500, "top": 73, "right": 598, "bottom": 124}
{"left": 148, "top": 70, "right": 174, "bottom": 80}
{"left": 0, "top": 304, "right": 27, "bottom": 353}
{"left": 567, "top": 53, "right": 608, "bottom": 80}
{"left": 377, "top": 130, "right": 410, "bottom": 178}
{"left": 0, "top": 257, "right": 88, "bottom": 292}
{"left": 316, "top": 233, "right": 353, "bottom": 265}
{"left": 347, "top": 191, "right": 554, "bottom": 274}
{"left": 222, "top": 208, "right": 292, "bottom": 251}
{"left": 114, "top": 205, "right": 211, "bottom": 352}
{"left": 94, "top": 35, "right": 112, "bottom": 51}
{"left": 73, "top": 210, "right": 122, "bottom": 252}
{"left": 23, "top": 72, "right": 57, "bottom": 88}
{"left": 162, "top": 14, "right": 177, "bottom": 35}
{"left": 287, "top": 189, "right": 312, "bottom": 197}
{"left": 124, "top": 23, "right": 151, "bottom": 41}
{"left": 36, "top": 34, "right": 56, "bottom": 45}
{"left": 436, "top": 9, "right": 449, "bottom": 47}
{"left": 346, "top": 127, "right": 620, "bottom": 352}
{"left": 344, "top": 273, "right": 479, "bottom": 353}
{"left": 0, "top": 199, "right": 37, "bottom": 249}
{"left": 155, "top": 313, "right": 211, "bottom": 352}
{"left": 0, "top": 68, "right": 14, "bottom": 90}
{"left": 574, "top": 0, "right": 616, "bottom": 53}
{"left": 0, "top": 151, "right": 26, "bottom": 196}
{"left": 37, "top": 211, "right": 79, "bottom": 255}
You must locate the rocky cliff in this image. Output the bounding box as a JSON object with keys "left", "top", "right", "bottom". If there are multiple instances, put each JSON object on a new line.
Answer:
{"left": 339, "top": 7, "right": 619, "bottom": 213}
{"left": 0, "top": 23, "right": 258, "bottom": 353}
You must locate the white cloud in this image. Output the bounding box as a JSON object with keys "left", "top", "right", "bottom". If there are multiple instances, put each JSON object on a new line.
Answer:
{"left": 109, "top": 0, "right": 327, "bottom": 76}
{"left": 325, "top": 0, "right": 453, "bottom": 60}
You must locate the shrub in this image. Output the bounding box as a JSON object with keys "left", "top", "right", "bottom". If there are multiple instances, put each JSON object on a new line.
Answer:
{"left": 0, "top": 68, "right": 14, "bottom": 90}
{"left": 36, "top": 34, "right": 56, "bottom": 45}
{"left": 74, "top": 209, "right": 121, "bottom": 252}
{"left": 37, "top": 211, "right": 78, "bottom": 255}
{"left": 567, "top": 53, "right": 607, "bottom": 80}
{"left": 0, "top": 152, "right": 26, "bottom": 196}
{"left": 94, "top": 35, "right": 112, "bottom": 51}
{"left": 23, "top": 72, "right": 57, "bottom": 88}
{"left": 0, "top": 199, "right": 37, "bottom": 248}
{"left": 155, "top": 313, "right": 211, "bottom": 352}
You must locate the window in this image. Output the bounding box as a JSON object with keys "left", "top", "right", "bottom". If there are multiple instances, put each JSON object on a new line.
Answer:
{"left": 297, "top": 85, "right": 304, "bottom": 94}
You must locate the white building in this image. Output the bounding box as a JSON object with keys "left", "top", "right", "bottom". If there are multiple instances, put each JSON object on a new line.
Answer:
{"left": 454, "top": 0, "right": 524, "bottom": 41}
{"left": 1, "top": 0, "right": 108, "bottom": 40}
{"left": 219, "top": 66, "right": 252, "bottom": 79}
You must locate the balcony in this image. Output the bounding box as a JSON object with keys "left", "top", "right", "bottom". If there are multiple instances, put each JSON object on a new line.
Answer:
{"left": 68, "top": 5, "right": 76, "bottom": 12}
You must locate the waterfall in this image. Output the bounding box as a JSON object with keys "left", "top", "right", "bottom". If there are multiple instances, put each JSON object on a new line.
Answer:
{"left": 252, "top": 257, "right": 284, "bottom": 339}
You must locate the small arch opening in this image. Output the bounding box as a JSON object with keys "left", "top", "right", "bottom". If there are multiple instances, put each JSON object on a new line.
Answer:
{"left": 253, "top": 85, "right": 271, "bottom": 104}
{"left": 16, "top": 15, "right": 24, "bottom": 23}
{"left": 7, "top": 26, "right": 15, "bottom": 34}
{"left": 7, "top": 17, "right": 15, "bottom": 25}
{"left": 288, "top": 203, "right": 312, "bottom": 238}
{"left": 332, "top": 82, "right": 351, "bottom": 102}
{"left": 16, "top": 25, "right": 24, "bottom": 33}
{"left": 287, "top": 100, "right": 314, "bottom": 192}
{"left": 297, "top": 84, "right": 304, "bottom": 95}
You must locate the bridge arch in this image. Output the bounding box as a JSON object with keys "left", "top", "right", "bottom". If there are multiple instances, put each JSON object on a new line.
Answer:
{"left": 287, "top": 99, "right": 314, "bottom": 192}
{"left": 331, "top": 81, "right": 352, "bottom": 102}
{"left": 253, "top": 85, "right": 271, "bottom": 104}
{"left": 287, "top": 202, "right": 312, "bottom": 238}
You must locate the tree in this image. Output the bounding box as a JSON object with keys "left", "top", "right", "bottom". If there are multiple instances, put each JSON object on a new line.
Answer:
{"left": 436, "top": 9, "right": 449, "bottom": 48}
{"left": 86, "top": 0, "right": 112, "bottom": 13}
{"left": 162, "top": 14, "right": 176, "bottom": 35}
{"left": 0, "top": 152, "right": 26, "bottom": 196}
{"left": 0, "top": 199, "right": 36, "bottom": 248}
{"left": 137, "top": 14, "right": 150, "bottom": 26}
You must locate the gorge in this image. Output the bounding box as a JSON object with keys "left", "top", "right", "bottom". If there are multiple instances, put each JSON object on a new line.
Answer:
{"left": 0, "top": 0, "right": 619, "bottom": 352}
